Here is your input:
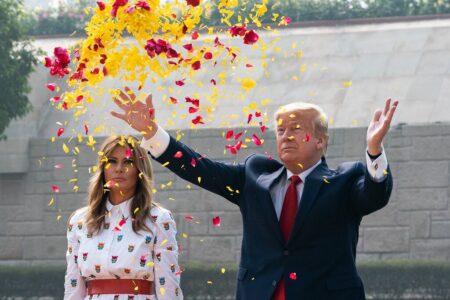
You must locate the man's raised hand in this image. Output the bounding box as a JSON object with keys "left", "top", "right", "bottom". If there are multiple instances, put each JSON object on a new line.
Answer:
{"left": 111, "top": 87, "right": 158, "bottom": 139}
{"left": 366, "top": 98, "right": 399, "bottom": 156}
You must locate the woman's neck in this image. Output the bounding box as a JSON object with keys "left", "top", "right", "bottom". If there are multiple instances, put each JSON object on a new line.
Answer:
{"left": 109, "top": 190, "right": 134, "bottom": 205}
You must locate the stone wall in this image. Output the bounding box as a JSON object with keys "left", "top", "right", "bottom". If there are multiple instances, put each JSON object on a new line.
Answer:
{"left": 0, "top": 123, "right": 449, "bottom": 265}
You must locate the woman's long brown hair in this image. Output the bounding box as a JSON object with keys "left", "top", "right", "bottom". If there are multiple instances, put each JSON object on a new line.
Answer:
{"left": 85, "top": 135, "right": 157, "bottom": 235}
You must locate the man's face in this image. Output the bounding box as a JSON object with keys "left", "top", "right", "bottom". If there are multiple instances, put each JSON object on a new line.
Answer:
{"left": 276, "top": 110, "right": 322, "bottom": 171}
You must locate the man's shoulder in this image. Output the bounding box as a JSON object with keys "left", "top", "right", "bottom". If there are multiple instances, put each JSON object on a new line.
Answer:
{"left": 332, "top": 160, "right": 365, "bottom": 175}
{"left": 244, "top": 153, "right": 283, "bottom": 171}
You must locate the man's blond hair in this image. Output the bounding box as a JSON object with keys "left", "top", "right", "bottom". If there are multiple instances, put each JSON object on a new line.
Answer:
{"left": 274, "top": 102, "right": 329, "bottom": 155}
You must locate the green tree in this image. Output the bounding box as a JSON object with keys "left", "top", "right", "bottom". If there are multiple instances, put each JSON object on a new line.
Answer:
{"left": 0, "top": 0, "right": 40, "bottom": 139}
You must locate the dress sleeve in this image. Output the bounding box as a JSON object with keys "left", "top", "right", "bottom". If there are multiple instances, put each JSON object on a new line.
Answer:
{"left": 64, "top": 209, "right": 87, "bottom": 300}
{"left": 153, "top": 209, "right": 183, "bottom": 299}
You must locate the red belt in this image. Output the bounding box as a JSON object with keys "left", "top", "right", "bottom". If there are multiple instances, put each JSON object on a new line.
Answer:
{"left": 87, "top": 279, "right": 154, "bottom": 295}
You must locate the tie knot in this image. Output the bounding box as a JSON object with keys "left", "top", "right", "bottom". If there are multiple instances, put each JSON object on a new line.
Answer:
{"left": 290, "top": 175, "right": 301, "bottom": 185}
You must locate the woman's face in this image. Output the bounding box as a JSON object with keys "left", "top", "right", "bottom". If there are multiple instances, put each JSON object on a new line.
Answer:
{"left": 104, "top": 145, "right": 139, "bottom": 196}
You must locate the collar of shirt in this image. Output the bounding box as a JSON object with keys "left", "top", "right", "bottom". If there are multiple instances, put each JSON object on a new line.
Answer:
{"left": 285, "top": 159, "right": 322, "bottom": 183}
{"left": 106, "top": 197, "right": 134, "bottom": 219}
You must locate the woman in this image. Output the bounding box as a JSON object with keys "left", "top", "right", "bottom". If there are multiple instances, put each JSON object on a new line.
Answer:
{"left": 64, "top": 135, "right": 183, "bottom": 299}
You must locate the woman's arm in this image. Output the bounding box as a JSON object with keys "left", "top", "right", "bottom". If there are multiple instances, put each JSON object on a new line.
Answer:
{"left": 152, "top": 208, "right": 183, "bottom": 299}
{"left": 63, "top": 209, "right": 87, "bottom": 300}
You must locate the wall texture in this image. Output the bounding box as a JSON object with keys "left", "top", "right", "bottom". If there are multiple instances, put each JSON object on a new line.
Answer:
{"left": 1, "top": 123, "right": 449, "bottom": 265}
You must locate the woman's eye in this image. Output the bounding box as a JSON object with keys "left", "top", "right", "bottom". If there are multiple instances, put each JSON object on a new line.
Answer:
{"left": 125, "top": 160, "right": 133, "bottom": 164}
{"left": 108, "top": 159, "right": 116, "bottom": 164}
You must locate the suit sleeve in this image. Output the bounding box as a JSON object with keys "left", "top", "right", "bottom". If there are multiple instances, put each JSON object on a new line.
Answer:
{"left": 349, "top": 161, "right": 393, "bottom": 216}
{"left": 151, "top": 135, "right": 245, "bottom": 205}
{"left": 153, "top": 209, "right": 183, "bottom": 299}
{"left": 64, "top": 210, "right": 87, "bottom": 300}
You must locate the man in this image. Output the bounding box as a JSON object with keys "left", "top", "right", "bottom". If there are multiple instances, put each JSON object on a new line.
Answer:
{"left": 111, "top": 87, "right": 398, "bottom": 300}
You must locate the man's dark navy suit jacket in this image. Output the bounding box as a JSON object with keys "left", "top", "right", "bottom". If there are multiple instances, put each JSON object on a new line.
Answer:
{"left": 153, "top": 136, "right": 393, "bottom": 300}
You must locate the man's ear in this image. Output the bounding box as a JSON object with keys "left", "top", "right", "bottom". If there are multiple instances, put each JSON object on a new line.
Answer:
{"left": 316, "top": 136, "right": 324, "bottom": 150}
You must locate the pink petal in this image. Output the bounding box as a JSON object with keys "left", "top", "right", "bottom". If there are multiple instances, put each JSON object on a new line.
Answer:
{"left": 252, "top": 134, "right": 262, "bottom": 146}
{"left": 190, "top": 158, "right": 197, "bottom": 167}
{"left": 52, "top": 185, "right": 60, "bottom": 193}
{"left": 54, "top": 164, "right": 64, "bottom": 169}
{"left": 185, "top": 215, "right": 194, "bottom": 220}
{"left": 125, "top": 148, "right": 133, "bottom": 159}
{"left": 289, "top": 272, "right": 297, "bottom": 280}
{"left": 305, "top": 133, "right": 310, "bottom": 142}
{"left": 174, "top": 151, "right": 183, "bottom": 158}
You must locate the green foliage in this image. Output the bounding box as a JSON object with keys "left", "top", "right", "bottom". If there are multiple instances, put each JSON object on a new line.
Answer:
{"left": 201, "top": 0, "right": 450, "bottom": 27}
{"left": 0, "top": 261, "right": 449, "bottom": 299}
{"left": 21, "top": 0, "right": 91, "bottom": 36}
{"left": 0, "top": 0, "right": 40, "bottom": 139}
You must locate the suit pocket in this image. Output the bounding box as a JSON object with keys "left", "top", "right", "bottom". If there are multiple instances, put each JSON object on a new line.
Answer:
{"left": 237, "top": 267, "right": 248, "bottom": 281}
{"left": 326, "top": 275, "right": 362, "bottom": 290}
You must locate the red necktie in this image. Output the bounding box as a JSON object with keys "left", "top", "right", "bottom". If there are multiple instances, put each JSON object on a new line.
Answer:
{"left": 272, "top": 175, "right": 302, "bottom": 300}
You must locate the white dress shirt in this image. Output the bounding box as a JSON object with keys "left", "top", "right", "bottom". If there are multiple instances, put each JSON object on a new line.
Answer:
{"left": 64, "top": 198, "right": 183, "bottom": 300}
{"left": 140, "top": 126, "right": 389, "bottom": 220}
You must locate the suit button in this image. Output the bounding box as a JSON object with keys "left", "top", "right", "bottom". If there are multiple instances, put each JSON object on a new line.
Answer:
{"left": 283, "top": 250, "right": 289, "bottom": 256}
{"left": 272, "top": 280, "right": 277, "bottom": 286}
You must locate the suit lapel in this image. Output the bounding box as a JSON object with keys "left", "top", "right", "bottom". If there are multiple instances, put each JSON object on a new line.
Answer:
{"left": 287, "top": 159, "right": 329, "bottom": 245}
{"left": 256, "top": 166, "right": 286, "bottom": 245}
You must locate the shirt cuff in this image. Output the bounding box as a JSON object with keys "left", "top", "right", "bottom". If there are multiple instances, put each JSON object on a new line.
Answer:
{"left": 365, "top": 148, "right": 388, "bottom": 182}
{"left": 140, "top": 126, "right": 170, "bottom": 158}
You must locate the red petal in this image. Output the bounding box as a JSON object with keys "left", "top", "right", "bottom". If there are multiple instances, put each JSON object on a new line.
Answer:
{"left": 243, "top": 30, "right": 259, "bottom": 45}
{"left": 52, "top": 185, "right": 60, "bottom": 193}
{"left": 44, "top": 57, "right": 52, "bottom": 67}
{"left": 191, "top": 31, "right": 199, "bottom": 40}
{"left": 192, "top": 61, "right": 201, "bottom": 70}
{"left": 260, "top": 123, "right": 266, "bottom": 133}
{"left": 84, "top": 124, "right": 89, "bottom": 135}
{"left": 50, "top": 96, "right": 61, "bottom": 103}
{"left": 225, "top": 130, "right": 234, "bottom": 140}
{"left": 96, "top": 1, "right": 106, "bottom": 10}
{"left": 57, "top": 127, "right": 64, "bottom": 137}
{"left": 188, "top": 106, "right": 199, "bottom": 114}
{"left": 174, "top": 151, "right": 183, "bottom": 158}
{"left": 235, "top": 140, "right": 243, "bottom": 150}
{"left": 170, "top": 97, "right": 178, "bottom": 104}
{"left": 210, "top": 79, "right": 216, "bottom": 85}
{"left": 186, "top": 0, "right": 200, "bottom": 7}
{"left": 183, "top": 44, "right": 193, "bottom": 52}
{"left": 245, "top": 64, "right": 253, "bottom": 68}
{"left": 289, "top": 272, "right": 297, "bottom": 280}
{"left": 255, "top": 111, "right": 262, "bottom": 117}
{"left": 204, "top": 52, "right": 213, "bottom": 60}
{"left": 234, "top": 132, "right": 243, "bottom": 140}
{"left": 252, "top": 134, "right": 262, "bottom": 146}
{"left": 76, "top": 95, "right": 84, "bottom": 102}
{"left": 191, "top": 116, "right": 204, "bottom": 125}
{"left": 212, "top": 216, "right": 221, "bottom": 226}
{"left": 247, "top": 114, "right": 253, "bottom": 124}
{"left": 46, "top": 83, "right": 56, "bottom": 92}
{"left": 264, "top": 151, "right": 273, "bottom": 160}
{"left": 175, "top": 80, "right": 185, "bottom": 86}
{"left": 185, "top": 215, "right": 194, "bottom": 220}
{"left": 190, "top": 158, "right": 197, "bottom": 167}
{"left": 305, "top": 133, "right": 310, "bottom": 142}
